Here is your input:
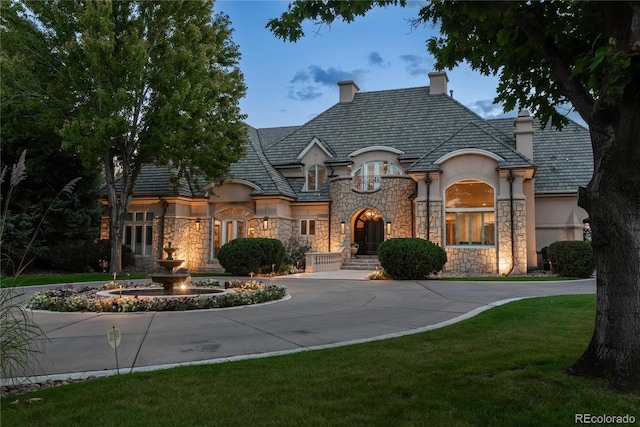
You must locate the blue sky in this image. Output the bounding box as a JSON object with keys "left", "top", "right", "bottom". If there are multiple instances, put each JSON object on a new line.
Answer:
{"left": 215, "top": 0, "right": 511, "bottom": 129}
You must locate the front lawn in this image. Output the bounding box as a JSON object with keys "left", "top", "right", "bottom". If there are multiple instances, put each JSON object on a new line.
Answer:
{"left": 2, "top": 295, "right": 638, "bottom": 426}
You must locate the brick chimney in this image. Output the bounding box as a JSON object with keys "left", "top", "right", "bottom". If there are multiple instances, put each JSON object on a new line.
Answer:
{"left": 514, "top": 110, "right": 534, "bottom": 161}
{"left": 338, "top": 80, "right": 360, "bottom": 103}
{"left": 428, "top": 71, "right": 449, "bottom": 95}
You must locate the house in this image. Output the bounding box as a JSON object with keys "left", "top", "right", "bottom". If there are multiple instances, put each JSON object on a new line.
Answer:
{"left": 101, "top": 72, "right": 593, "bottom": 274}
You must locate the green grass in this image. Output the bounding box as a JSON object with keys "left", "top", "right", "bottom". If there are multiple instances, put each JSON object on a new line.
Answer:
{"left": 0, "top": 272, "right": 226, "bottom": 287}
{"left": 2, "top": 295, "right": 638, "bottom": 426}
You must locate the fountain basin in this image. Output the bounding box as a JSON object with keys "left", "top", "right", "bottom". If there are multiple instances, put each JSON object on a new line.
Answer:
{"left": 148, "top": 272, "right": 190, "bottom": 295}
{"left": 156, "top": 259, "right": 184, "bottom": 272}
{"left": 97, "top": 287, "right": 227, "bottom": 298}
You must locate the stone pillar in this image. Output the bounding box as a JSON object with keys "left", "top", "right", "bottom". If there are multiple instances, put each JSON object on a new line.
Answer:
{"left": 496, "top": 170, "right": 528, "bottom": 275}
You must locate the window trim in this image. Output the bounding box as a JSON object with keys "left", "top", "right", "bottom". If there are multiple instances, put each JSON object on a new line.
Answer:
{"left": 300, "top": 219, "right": 316, "bottom": 236}
{"left": 124, "top": 211, "right": 154, "bottom": 256}
{"left": 305, "top": 164, "right": 326, "bottom": 192}
{"left": 444, "top": 181, "right": 496, "bottom": 248}
{"left": 352, "top": 161, "right": 403, "bottom": 192}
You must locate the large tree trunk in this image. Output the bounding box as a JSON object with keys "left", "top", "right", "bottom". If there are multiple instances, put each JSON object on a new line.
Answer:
{"left": 103, "top": 150, "right": 126, "bottom": 273}
{"left": 108, "top": 205, "right": 125, "bottom": 273}
{"left": 573, "top": 99, "right": 640, "bottom": 391}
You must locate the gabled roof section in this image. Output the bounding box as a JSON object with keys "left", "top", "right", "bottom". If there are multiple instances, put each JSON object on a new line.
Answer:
{"left": 230, "top": 125, "right": 297, "bottom": 198}
{"left": 410, "top": 121, "right": 534, "bottom": 171}
{"left": 263, "top": 86, "right": 488, "bottom": 164}
{"left": 489, "top": 118, "right": 592, "bottom": 193}
{"left": 297, "top": 136, "right": 335, "bottom": 160}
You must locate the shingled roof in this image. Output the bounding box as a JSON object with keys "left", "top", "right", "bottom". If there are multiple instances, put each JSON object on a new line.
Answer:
{"left": 489, "top": 118, "right": 592, "bottom": 193}
{"left": 120, "top": 84, "right": 591, "bottom": 200}
{"left": 264, "top": 87, "right": 493, "bottom": 164}
{"left": 228, "top": 125, "right": 297, "bottom": 198}
{"left": 109, "top": 164, "right": 207, "bottom": 198}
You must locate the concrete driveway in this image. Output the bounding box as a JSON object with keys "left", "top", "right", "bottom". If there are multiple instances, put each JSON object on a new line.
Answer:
{"left": 9, "top": 273, "right": 595, "bottom": 383}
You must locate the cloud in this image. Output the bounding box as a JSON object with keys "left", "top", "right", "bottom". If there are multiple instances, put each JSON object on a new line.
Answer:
{"left": 400, "top": 54, "right": 433, "bottom": 77}
{"left": 467, "top": 99, "right": 504, "bottom": 117}
{"left": 288, "top": 65, "right": 366, "bottom": 100}
{"left": 367, "top": 51, "right": 386, "bottom": 67}
{"left": 287, "top": 85, "right": 323, "bottom": 101}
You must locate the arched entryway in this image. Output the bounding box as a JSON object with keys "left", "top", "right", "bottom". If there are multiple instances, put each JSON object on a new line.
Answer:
{"left": 354, "top": 208, "right": 384, "bottom": 255}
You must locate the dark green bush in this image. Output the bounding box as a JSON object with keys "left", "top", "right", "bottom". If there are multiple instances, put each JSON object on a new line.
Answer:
{"left": 217, "top": 238, "right": 285, "bottom": 276}
{"left": 378, "top": 238, "right": 447, "bottom": 280}
{"left": 547, "top": 240, "right": 595, "bottom": 278}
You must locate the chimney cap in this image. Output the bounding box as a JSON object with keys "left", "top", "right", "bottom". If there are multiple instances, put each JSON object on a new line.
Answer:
{"left": 337, "top": 80, "right": 360, "bottom": 90}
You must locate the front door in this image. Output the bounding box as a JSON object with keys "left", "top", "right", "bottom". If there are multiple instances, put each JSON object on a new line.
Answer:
{"left": 354, "top": 209, "right": 384, "bottom": 255}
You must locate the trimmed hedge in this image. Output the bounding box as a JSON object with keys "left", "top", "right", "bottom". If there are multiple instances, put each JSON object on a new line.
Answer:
{"left": 378, "top": 238, "right": 447, "bottom": 280}
{"left": 217, "top": 238, "right": 285, "bottom": 276}
{"left": 547, "top": 240, "right": 595, "bottom": 278}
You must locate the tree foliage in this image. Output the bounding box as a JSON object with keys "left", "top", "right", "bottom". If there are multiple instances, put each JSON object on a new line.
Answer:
{"left": 2, "top": 0, "right": 248, "bottom": 272}
{"left": 268, "top": 1, "right": 640, "bottom": 390}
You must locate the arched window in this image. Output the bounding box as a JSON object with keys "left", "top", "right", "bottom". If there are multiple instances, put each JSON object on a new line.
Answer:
{"left": 353, "top": 161, "right": 402, "bottom": 191}
{"left": 445, "top": 180, "right": 495, "bottom": 246}
{"left": 306, "top": 164, "right": 326, "bottom": 191}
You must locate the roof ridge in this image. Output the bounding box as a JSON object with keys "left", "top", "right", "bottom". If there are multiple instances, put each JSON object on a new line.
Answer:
{"left": 249, "top": 137, "right": 297, "bottom": 198}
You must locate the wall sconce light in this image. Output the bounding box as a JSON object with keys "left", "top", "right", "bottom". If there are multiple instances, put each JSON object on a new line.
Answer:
{"left": 263, "top": 216, "right": 269, "bottom": 230}
{"left": 195, "top": 218, "right": 201, "bottom": 231}
{"left": 347, "top": 161, "right": 353, "bottom": 172}
{"left": 340, "top": 221, "right": 346, "bottom": 235}
{"left": 386, "top": 221, "right": 392, "bottom": 236}
{"left": 383, "top": 161, "right": 388, "bottom": 174}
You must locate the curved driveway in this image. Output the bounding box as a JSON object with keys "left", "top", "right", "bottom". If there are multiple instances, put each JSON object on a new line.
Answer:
{"left": 13, "top": 273, "right": 595, "bottom": 382}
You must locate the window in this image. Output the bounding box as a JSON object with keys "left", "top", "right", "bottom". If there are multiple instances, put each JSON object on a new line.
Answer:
{"left": 306, "top": 165, "right": 326, "bottom": 191}
{"left": 125, "top": 211, "right": 154, "bottom": 256}
{"left": 353, "top": 161, "right": 402, "bottom": 191}
{"left": 222, "top": 220, "right": 245, "bottom": 244}
{"left": 300, "top": 219, "right": 316, "bottom": 236}
{"left": 445, "top": 181, "right": 495, "bottom": 246}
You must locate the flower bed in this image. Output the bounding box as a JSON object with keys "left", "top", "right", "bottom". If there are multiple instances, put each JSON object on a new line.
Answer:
{"left": 26, "top": 280, "right": 287, "bottom": 312}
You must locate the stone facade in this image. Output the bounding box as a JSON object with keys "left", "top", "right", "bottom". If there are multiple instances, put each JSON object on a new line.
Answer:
{"left": 496, "top": 199, "right": 528, "bottom": 275}
{"left": 329, "top": 175, "right": 416, "bottom": 253}
{"left": 415, "top": 201, "right": 443, "bottom": 243}
{"left": 444, "top": 247, "right": 498, "bottom": 274}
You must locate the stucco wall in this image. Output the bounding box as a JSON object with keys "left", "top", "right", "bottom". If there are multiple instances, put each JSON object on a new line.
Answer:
{"left": 535, "top": 194, "right": 588, "bottom": 250}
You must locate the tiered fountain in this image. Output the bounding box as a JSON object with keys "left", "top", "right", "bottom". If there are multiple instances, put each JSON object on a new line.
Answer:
{"left": 148, "top": 242, "right": 190, "bottom": 295}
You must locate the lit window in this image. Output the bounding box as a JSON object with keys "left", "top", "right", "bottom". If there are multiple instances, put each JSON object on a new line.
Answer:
{"left": 124, "top": 211, "right": 154, "bottom": 256}
{"left": 352, "top": 161, "right": 402, "bottom": 192}
{"left": 445, "top": 181, "right": 495, "bottom": 246}
{"left": 300, "top": 219, "right": 316, "bottom": 236}
{"left": 222, "top": 220, "right": 245, "bottom": 244}
{"left": 306, "top": 165, "right": 326, "bottom": 191}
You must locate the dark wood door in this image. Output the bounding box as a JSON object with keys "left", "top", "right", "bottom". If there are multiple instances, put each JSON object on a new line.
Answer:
{"left": 355, "top": 217, "right": 384, "bottom": 255}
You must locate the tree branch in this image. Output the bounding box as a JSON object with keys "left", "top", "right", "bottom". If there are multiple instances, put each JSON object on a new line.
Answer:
{"left": 492, "top": 1, "right": 595, "bottom": 123}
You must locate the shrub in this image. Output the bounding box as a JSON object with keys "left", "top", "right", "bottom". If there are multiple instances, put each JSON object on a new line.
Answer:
{"left": 283, "top": 237, "right": 311, "bottom": 269}
{"left": 547, "top": 240, "right": 595, "bottom": 278}
{"left": 378, "top": 238, "right": 447, "bottom": 280}
{"left": 217, "top": 238, "right": 285, "bottom": 275}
